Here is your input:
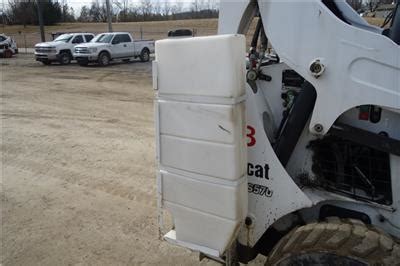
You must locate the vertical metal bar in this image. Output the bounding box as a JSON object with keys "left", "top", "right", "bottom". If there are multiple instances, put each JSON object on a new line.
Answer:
{"left": 2, "top": 0, "right": 5, "bottom": 30}
{"left": 24, "top": 34, "right": 27, "bottom": 53}
{"left": 37, "top": 0, "right": 45, "bottom": 42}
{"left": 105, "top": 0, "right": 113, "bottom": 32}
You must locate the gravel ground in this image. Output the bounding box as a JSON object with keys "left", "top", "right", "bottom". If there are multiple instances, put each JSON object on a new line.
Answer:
{"left": 1, "top": 54, "right": 265, "bottom": 266}
{"left": 0, "top": 54, "right": 224, "bottom": 265}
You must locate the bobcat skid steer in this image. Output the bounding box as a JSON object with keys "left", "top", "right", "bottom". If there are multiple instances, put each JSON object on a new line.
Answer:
{"left": 153, "top": 0, "right": 400, "bottom": 265}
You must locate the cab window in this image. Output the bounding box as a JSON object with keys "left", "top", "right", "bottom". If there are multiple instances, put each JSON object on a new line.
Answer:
{"left": 113, "top": 34, "right": 131, "bottom": 44}
{"left": 112, "top": 35, "right": 122, "bottom": 44}
{"left": 72, "top": 35, "right": 84, "bottom": 44}
{"left": 84, "top": 35, "right": 94, "bottom": 42}
{"left": 120, "top": 34, "right": 132, "bottom": 43}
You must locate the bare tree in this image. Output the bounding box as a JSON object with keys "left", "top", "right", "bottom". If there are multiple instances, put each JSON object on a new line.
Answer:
{"left": 140, "top": 0, "right": 152, "bottom": 20}
{"left": 365, "top": 0, "right": 381, "bottom": 12}
{"left": 88, "top": 0, "right": 107, "bottom": 22}
{"left": 198, "top": 0, "right": 206, "bottom": 10}
{"left": 171, "top": 0, "right": 183, "bottom": 18}
{"left": 380, "top": 0, "right": 394, "bottom": 4}
{"left": 162, "top": 0, "right": 171, "bottom": 17}
{"left": 122, "top": 0, "right": 129, "bottom": 19}
{"left": 78, "top": 5, "right": 90, "bottom": 22}
{"left": 153, "top": 0, "right": 162, "bottom": 16}
{"left": 346, "top": 0, "right": 362, "bottom": 11}
{"left": 175, "top": 0, "right": 183, "bottom": 13}
{"left": 191, "top": 0, "right": 199, "bottom": 12}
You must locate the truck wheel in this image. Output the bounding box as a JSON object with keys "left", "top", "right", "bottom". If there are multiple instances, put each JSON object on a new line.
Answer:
{"left": 266, "top": 218, "right": 400, "bottom": 266}
{"left": 140, "top": 49, "right": 150, "bottom": 62}
{"left": 59, "top": 52, "right": 72, "bottom": 65}
{"left": 98, "top": 52, "right": 110, "bottom": 66}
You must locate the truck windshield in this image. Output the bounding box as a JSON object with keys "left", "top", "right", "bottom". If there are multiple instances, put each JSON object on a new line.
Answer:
{"left": 54, "top": 34, "right": 74, "bottom": 43}
{"left": 95, "top": 34, "right": 114, "bottom": 43}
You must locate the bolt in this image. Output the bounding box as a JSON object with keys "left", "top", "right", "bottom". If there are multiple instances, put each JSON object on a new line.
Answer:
{"left": 309, "top": 59, "right": 325, "bottom": 78}
{"left": 247, "top": 70, "right": 258, "bottom": 81}
{"left": 245, "top": 217, "right": 252, "bottom": 226}
{"left": 314, "top": 124, "right": 323, "bottom": 133}
{"left": 311, "top": 63, "right": 321, "bottom": 73}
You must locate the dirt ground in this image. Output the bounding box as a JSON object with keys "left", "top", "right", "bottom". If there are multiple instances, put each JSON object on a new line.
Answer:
{"left": 0, "top": 54, "right": 267, "bottom": 266}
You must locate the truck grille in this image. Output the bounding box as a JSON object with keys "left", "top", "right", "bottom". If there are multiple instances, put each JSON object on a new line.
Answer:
{"left": 35, "top": 47, "right": 54, "bottom": 53}
{"left": 0, "top": 44, "right": 9, "bottom": 49}
{"left": 75, "top": 47, "right": 89, "bottom": 54}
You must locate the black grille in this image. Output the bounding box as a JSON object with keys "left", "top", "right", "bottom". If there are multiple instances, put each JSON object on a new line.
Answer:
{"left": 308, "top": 136, "right": 392, "bottom": 205}
{"left": 35, "top": 47, "right": 54, "bottom": 53}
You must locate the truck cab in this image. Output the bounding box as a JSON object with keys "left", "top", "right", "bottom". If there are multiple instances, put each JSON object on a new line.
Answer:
{"left": 34, "top": 33, "right": 94, "bottom": 65}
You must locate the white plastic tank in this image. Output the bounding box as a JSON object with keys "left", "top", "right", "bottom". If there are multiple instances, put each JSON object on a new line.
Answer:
{"left": 154, "top": 34, "right": 247, "bottom": 256}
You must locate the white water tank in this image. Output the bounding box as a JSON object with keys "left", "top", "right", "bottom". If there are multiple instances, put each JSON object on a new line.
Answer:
{"left": 154, "top": 34, "right": 247, "bottom": 256}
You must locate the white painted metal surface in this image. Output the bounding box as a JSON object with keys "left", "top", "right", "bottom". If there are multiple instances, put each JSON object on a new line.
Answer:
{"left": 217, "top": 0, "right": 400, "bottom": 249}
{"left": 154, "top": 35, "right": 248, "bottom": 256}
{"left": 237, "top": 83, "right": 313, "bottom": 247}
{"left": 218, "top": 0, "right": 254, "bottom": 35}
{"left": 258, "top": 1, "right": 400, "bottom": 135}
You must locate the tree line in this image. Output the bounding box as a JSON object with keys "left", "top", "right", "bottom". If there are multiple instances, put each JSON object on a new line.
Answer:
{"left": 78, "top": 0, "right": 218, "bottom": 23}
{"left": 346, "top": 0, "right": 395, "bottom": 12}
{"left": 3, "top": 0, "right": 219, "bottom": 25}
{"left": 5, "top": 0, "right": 75, "bottom": 25}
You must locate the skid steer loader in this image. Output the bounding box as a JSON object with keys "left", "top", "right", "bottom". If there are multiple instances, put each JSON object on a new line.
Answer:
{"left": 153, "top": 0, "right": 400, "bottom": 264}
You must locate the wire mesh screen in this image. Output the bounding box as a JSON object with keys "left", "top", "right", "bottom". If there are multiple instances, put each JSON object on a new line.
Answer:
{"left": 309, "top": 136, "right": 392, "bottom": 205}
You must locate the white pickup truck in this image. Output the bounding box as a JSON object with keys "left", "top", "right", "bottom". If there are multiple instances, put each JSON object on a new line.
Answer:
{"left": 73, "top": 32, "right": 155, "bottom": 66}
{"left": 0, "top": 34, "right": 18, "bottom": 58}
{"left": 34, "top": 33, "right": 95, "bottom": 65}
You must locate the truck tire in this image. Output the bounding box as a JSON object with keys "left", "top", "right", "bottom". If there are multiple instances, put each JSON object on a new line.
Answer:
{"left": 140, "top": 49, "right": 150, "bottom": 62}
{"left": 98, "top": 52, "right": 110, "bottom": 66}
{"left": 59, "top": 52, "right": 72, "bottom": 65}
{"left": 266, "top": 218, "right": 400, "bottom": 266}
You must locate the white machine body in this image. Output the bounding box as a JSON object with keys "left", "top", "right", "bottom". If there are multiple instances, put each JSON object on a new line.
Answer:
{"left": 155, "top": 0, "right": 400, "bottom": 261}
{"left": 220, "top": 0, "right": 400, "bottom": 250}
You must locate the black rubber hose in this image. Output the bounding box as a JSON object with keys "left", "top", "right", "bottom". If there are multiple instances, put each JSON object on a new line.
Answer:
{"left": 260, "top": 22, "right": 268, "bottom": 49}
{"left": 251, "top": 18, "right": 262, "bottom": 48}
{"left": 273, "top": 82, "right": 317, "bottom": 167}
